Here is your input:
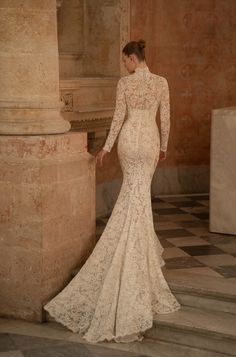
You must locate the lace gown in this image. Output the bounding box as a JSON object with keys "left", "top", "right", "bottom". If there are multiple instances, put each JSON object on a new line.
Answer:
{"left": 44, "top": 65, "right": 181, "bottom": 343}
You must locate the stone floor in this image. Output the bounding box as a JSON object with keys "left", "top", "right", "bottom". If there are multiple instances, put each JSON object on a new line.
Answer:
{"left": 1, "top": 193, "right": 236, "bottom": 356}
{"left": 0, "top": 332, "right": 149, "bottom": 357}
{"left": 97, "top": 193, "right": 236, "bottom": 280}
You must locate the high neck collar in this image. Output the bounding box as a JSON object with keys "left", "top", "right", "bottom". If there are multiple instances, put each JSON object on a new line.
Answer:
{"left": 134, "top": 65, "right": 150, "bottom": 74}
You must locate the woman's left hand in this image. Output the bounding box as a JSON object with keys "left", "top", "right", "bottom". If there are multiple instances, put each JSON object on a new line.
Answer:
{"left": 159, "top": 150, "right": 167, "bottom": 162}
{"left": 155, "top": 150, "right": 167, "bottom": 168}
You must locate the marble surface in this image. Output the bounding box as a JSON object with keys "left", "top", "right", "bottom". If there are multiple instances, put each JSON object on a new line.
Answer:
{"left": 0, "top": 333, "right": 148, "bottom": 357}
{"left": 97, "top": 166, "right": 210, "bottom": 217}
{"left": 210, "top": 106, "right": 236, "bottom": 235}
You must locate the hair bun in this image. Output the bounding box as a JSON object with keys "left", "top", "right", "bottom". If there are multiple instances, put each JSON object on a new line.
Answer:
{"left": 137, "top": 39, "right": 146, "bottom": 50}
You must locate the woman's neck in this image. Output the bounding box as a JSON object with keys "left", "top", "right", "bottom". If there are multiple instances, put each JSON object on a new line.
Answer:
{"left": 135, "top": 61, "right": 147, "bottom": 69}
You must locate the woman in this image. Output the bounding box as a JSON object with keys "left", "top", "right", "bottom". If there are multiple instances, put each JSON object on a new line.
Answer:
{"left": 44, "top": 39, "right": 181, "bottom": 344}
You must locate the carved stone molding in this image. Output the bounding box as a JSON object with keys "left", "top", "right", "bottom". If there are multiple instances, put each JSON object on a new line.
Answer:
{"left": 71, "top": 117, "right": 112, "bottom": 132}
{"left": 61, "top": 93, "right": 73, "bottom": 112}
{"left": 60, "top": 77, "right": 118, "bottom": 132}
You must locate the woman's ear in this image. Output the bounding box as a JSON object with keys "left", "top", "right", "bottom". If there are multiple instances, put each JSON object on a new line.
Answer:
{"left": 129, "top": 54, "right": 135, "bottom": 62}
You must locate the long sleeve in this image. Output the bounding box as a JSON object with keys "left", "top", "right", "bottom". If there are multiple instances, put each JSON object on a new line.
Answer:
{"left": 103, "top": 78, "right": 126, "bottom": 152}
{"left": 160, "top": 77, "right": 170, "bottom": 152}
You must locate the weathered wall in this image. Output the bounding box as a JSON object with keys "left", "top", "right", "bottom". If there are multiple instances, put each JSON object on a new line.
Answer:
{"left": 130, "top": 0, "right": 236, "bottom": 167}
{"left": 96, "top": 0, "right": 236, "bottom": 209}
{"left": 58, "top": 0, "right": 120, "bottom": 78}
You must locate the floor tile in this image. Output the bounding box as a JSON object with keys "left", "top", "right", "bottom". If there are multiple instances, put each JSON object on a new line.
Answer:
{"left": 180, "top": 245, "right": 225, "bottom": 256}
{"left": 191, "top": 213, "right": 209, "bottom": 220}
{"left": 159, "top": 196, "right": 193, "bottom": 202}
{"left": 151, "top": 202, "right": 176, "bottom": 209}
{"left": 183, "top": 226, "right": 209, "bottom": 236}
{"left": 214, "top": 265, "right": 236, "bottom": 279}
{"left": 87, "top": 343, "right": 149, "bottom": 357}
{"left": 199, "top": 200, "right": 209, "bottom": 206}
{"left": 152, "top": 214, "right": 169, "bottom": 222}
{"left": 0, "top": 333, "right": 16, "bottom": 352}
{"left": 194, "top": 254, "right": 236, "bottom": 267}
{"left": 214, "top": 243, "right": 236, "bottom": 254}
{"left": 162, "top": 247, "right": 189, "bottom": 259}
{"left": 10, "top": 334, "right": 67, "bottom": 351}
{"left": 167, "top": 237, "right": 211, "bottom": 247}
{"left": 22, "top": 344, "right": 93, "bottom": 357}
{"left": 153, "top": 221, "right": 181, "bottom": 230}
{"left": 180, "top": 206, "right": 209, "bottom": 214}
{"left": 164, "top": 256, "right": 205, "bottom": 269}
{"left": 202, "top": 234, "right": 236, "bottom": 245}
{"left": 151, "top": 197, "right": 164, "bottom": 203}
{"left": 170, "top": 201, "right": 204, "bottom": 208}
{"left": 187, "top": 194, "right": 209, "bottom": 200}
{"left": 178, "top": 220, "right": 208, "bottom": 228}
{"left": 166, "top": 267, "right": 223, "bottom": 278}
{"left": 155, "top": 229, "right": 195, "bottom": 238}
{"left": 0, "top": 352, "right": 24, "bottom": 357}
{"left": 158, "top": 238, "right": 175, "bottom": 248}
{"left": 0, "top": 333, "right": 148, "bottom": 357}
{"left": 153, "top": 208, "right": 187, "bottom": 215}
{"left": 161, "top": 214, "right": 200, "bottom": 222}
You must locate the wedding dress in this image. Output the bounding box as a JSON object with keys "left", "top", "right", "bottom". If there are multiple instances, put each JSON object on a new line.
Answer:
{"left": 44, "top": 65, "right": 181, "bottom": 343}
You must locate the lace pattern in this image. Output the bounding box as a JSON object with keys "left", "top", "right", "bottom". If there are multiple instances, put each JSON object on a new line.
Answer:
{"left": 103, "top": 66, "right": 170, "bottom": 152}
{"left": 44, "top": 66, "right": 180, "bottom": 344}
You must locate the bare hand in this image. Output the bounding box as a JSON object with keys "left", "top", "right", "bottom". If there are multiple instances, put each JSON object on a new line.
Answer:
{"left": 95, "top": 149, "right": 108, "bottom": 167}
{"left": 159, "top": 150, "right": 167, "bottom": 162}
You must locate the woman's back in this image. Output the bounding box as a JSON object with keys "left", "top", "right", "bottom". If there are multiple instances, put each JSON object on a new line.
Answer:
{"left": 122, "top": 66, "right": 168, "bottom": 113}
{"left": 103, "top": 65, "right": 170, "bottom": 153}
{"left": 44, "top": 41, "right": 180, "bottom": 344}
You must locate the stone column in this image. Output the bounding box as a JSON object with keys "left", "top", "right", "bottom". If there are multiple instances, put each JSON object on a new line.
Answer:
{"left": 0, "top": 0, "right": 70, "bottom": 134}
{"left": 210, "top": 107, "right": 236, "bottom": 235}
{"left": 0, "top": 0, "right": 96, "bottom": 322}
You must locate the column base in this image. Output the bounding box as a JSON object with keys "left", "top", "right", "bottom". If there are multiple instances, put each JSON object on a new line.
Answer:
{"left": 0, "top": 132, "right": 96, "bottom": 321}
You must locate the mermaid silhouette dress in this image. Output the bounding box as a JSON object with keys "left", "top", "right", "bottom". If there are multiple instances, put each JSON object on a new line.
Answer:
{"left": 44, "top": 65, "right": 181, "bottom": 343}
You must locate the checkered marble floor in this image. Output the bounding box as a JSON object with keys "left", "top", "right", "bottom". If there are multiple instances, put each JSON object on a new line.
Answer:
{"left": 96, "top": 194, "right": 236, "bottom": 280}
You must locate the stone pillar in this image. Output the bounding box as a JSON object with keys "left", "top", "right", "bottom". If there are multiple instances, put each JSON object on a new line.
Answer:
{"left": 0, "top": 0, "right": 96, "bottom": 322}
{"left": 0, "top": 133, "right": 96, "bottom": 321}
{"left": 210, "top": 107, "right": 236, "bottom": 235}
{"left": 0, "top": 0, "right": 70, "bottom": 134}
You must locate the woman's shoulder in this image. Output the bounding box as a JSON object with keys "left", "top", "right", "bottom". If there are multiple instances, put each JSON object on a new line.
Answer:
{"left": 118, "top": 72, "right": 169, "bottom": 86}
{"left": 152, "top": 73, "right": 168, "bottom": 84}
{"left": 119, "top": 74, "right": 131, "bottom": 82}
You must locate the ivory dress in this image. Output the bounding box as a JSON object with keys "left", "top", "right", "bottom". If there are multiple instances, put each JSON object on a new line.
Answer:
{"left": 44, "top": 65, "right": 181, "bottom": 343}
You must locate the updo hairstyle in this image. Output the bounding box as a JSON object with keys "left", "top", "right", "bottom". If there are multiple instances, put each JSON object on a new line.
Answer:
{"left": 122, "top": 39, "right": 146, "bottom": 61}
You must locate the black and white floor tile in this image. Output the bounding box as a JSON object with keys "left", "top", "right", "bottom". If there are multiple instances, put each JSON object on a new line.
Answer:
{"left": 97, "top": 194, "right": 236, "bottom": 279}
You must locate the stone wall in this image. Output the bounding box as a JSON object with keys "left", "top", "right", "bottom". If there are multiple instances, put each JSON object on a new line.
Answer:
{"left": 96, "top": 0, "right": 236, "bottom": 214}
{"left": 131, "top": 0, "right": 236, "bottom": 168}
{"left": 58, "top": 0, "right": 121, "bottom": 78}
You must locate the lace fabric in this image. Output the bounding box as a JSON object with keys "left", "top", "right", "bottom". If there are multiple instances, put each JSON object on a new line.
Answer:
{"left": 103, "top": 66, "right": 170, "bottom": 152}
{"left": 44, "top": 66, "right": 180, "bottom": 344}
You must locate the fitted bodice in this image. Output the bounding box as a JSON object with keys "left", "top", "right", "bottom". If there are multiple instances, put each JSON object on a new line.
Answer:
{"left": 103, "top": 65, "right": 170, "bottom": 152}
{"left": 127, "top": 108, "right": 157, "bottom": 124}
{"left": 126, "top": 66, "right": 160, "bottom": 112}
